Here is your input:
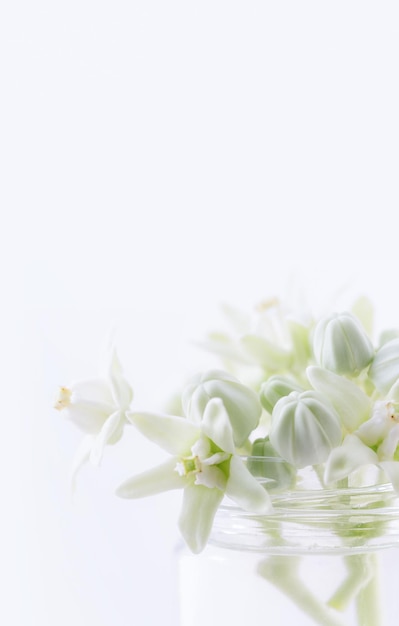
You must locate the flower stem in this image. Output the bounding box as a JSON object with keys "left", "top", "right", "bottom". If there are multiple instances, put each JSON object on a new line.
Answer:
{"left": 355, "top": 553, "right": 382, "bottom": 626}
{"left": 327, "top": 554, "right": 373, "bottom": 611}
{"left": 257, "top": 555, "right": 350, "bottom": 626}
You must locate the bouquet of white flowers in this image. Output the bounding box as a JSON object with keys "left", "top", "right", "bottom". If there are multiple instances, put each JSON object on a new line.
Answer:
{"left": 55, "top": 297, "right": 399, "bottom": 626}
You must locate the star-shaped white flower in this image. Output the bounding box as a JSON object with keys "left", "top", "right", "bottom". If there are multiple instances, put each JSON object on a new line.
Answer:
{"left": 55, "top": 348, "right": 133, "bottom": 485}
{"left": 116, "top": 398, "right": 272, "bottom": 553}
{"left": 325, "top": 400, "right": 399, "bottom": 490}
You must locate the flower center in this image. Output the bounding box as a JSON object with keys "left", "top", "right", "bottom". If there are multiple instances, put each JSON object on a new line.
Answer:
{"left": 175, "top": 437, "right": 231, "bottom": 490}
{"left": 176, "top": 455, "right": 201, "bottom": 477}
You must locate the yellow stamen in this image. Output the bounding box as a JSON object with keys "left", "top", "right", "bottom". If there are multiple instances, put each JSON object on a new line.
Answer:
{"left": 54, "top": 386, "right": 72, "bottom": 411}
{"left": 255, "top": 297, "right": 279, "bottom": 313}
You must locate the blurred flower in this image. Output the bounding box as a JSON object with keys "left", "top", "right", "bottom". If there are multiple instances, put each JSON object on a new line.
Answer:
{"left": 55, "top": 348, "right": 133, "bottom": 486}
{"left": 197, "top": 299, "right": 311, "bottom": 378}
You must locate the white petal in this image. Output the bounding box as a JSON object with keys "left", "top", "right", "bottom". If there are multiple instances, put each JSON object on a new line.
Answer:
{"left": 191, "top": 436, "right": 211, "bottom": 459}
{"left": 90, "top": 410, "right": 123, "bottom": 466}
{"left": 378, "top": 423, "right": 399, "bottom": 460}
{"left": 71, "top": 378, "right": 114, "bottom": 404}
{"left": 225, "top": 455, "right": 272, "bottom": 513}
{"left": 69, "top": 435, "right": 95, "bottom": 494}
{"left": 324, "top": 435, "right": 378, "bottom": 484}
{"left": 201, "top": 398, "right": 235, "bottom": 453}
{"left": 110, "top": 373, "right": 133, "bottom": 409}
{"left": 202, "top": 451, "right": 230, "bottom": 466}
{"left": 369, "top": 338, "right": 399, "bottom": 394}
{"left": 194, "top": 465, "right": 227, "bottom": 490}
{"left": 178, "top": 484, "right": 223, "bottom": 553}
{"left": 64, "top": 400, "right": 113, "bottom": 434}
{"left": 194, "top": 335, "right": 254, "bottom": 366}
{"left": 307, "top": 366, "right": 371, "bottom": 431}
{"left": 240, "top": 334, "right": 291, "bottom": 369}
{"left": 183, "top": 384, "right": 206, "bottom": 425}
{"left": 127, "top": 411, "right": 200, "bottom": 455}
{"left": 351, "top": 295, "right": 374, "bottom": 337}
{"left": 379, "top": 461, "right": 399, "bottom": 492}
{"left": 356, "top": 401, "right": 393, "bottom": 446}
{"left": 388, "top": 378, "right": 399, "bottom": 401}
{"left": 116, "top": 458, "right": 185, "bottom": 498}
{"left": 220, "top": 302, "right": 251, "bottom": 334}
{"left": 108, "top": 349, "right": 133, "bottom": 408}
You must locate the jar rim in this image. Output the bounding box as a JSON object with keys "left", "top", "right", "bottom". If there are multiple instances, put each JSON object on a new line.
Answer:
{"left": 212, "top": 471, "right": 399, "bottom": 553}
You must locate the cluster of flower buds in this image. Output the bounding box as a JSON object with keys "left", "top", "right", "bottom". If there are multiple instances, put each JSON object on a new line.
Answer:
{"left": 56, "top": 299, "right": 399, "bottom": 551}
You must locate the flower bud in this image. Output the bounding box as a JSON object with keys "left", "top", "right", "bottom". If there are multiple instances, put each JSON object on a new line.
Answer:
{"left": 182, "top": 370, "right": 262, "bottom": 447}
{"left": 269, "top": 391, "right": 342, "bottom": 468}
{"left": 247, "top": 438, "right": 296, "bottom": 492}
{"left": 368, "top": 338, "right": 399, "bottom": 395}
{"left": 312, "top": 312, "right": 374, "bottom": 375}
{"left": 260, "top": 376, "right": 303, "bottom": 414}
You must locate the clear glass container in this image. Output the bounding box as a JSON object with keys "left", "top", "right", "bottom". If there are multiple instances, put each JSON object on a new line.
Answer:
{"left": 178, "top": 462, "right": 399, "bottom": 626}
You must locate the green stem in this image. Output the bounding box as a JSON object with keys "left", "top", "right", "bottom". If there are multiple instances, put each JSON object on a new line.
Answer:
{"left": 327, "top": 554, "right": 373, "bottom": 611}
{"left": 257, "top": 556, "right": 350, "bottom": 626}
{"left": 355, "top": 553, "right": 382, "bottom": 626}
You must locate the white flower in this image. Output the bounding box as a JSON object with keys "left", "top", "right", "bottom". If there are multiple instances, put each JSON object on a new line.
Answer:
{"left": 175, "top": 436, "right": 230, "bottom": 490}
{"left": 197, "top": 300, "right": 309, "bottom": 374}
{"left": 325, "top": 401, "right": 399, "bottom": 488}
{"left": 116, "top": 398, "right": 272, "bottom": 553}
{"left": 55, "top": 348, "right": 133, "bottom": 482}
{"left": 356, "top": 400, "right": 399, "bottom": 459}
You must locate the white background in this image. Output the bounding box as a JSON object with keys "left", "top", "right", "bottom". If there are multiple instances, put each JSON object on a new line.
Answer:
{"left": 2, "top": 1, "right": 399, "bottom": 625}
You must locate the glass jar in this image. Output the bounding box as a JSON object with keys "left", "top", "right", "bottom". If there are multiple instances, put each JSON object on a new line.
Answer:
{"left": 178, "top": 462, "right": 399, "bottom": 626}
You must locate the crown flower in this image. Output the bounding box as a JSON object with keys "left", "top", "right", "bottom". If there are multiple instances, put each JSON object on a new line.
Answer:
{"left": 116, "top": 398, "right": 272, "bottom": 553}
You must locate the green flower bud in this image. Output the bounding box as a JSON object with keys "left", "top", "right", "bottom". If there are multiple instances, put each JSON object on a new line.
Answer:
{"left": 260, "top": 375, "right": 304, "bottom": 414}
{"left": 182, "top": 369, "right": 262, "bottom": 447}
{"left": 312, "top": 312, "right": 374, "bottom": 375}
{"left": 368, "top": 338, "right": 399, "bottom": 394}
{"left": 269, "top": 390, "right": 342, "bottom": 468}
{"left": 247, "top": 438, "right": 296, "bottom": 492}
